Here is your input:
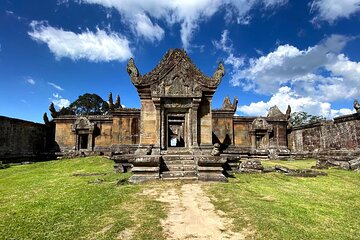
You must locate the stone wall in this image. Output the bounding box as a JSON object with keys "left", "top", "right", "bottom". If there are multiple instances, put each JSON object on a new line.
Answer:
{"left": 0, "top": 116, "right": 53, "bottom": 162}
{"left": 288, "top": 114, "right": 360, "bottom": 153}
{"left": 212, "top": 110, "right": 234, "bottom": 148}
{"left": 288, "top": 113, "right": 360, "bottom": 169}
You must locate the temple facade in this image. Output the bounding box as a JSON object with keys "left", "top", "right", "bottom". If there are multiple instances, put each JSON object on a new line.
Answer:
{"left": 54, "top": 49, "right": 291, "bottom": 182}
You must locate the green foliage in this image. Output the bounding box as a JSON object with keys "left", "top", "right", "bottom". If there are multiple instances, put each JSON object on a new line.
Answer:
{"left": 206, "top": 159, "right": 360, "bottom": 240}
{"left": 291, "top": 111, "right": 326, "bottom": 126}
{"left": 0, "top": 157, "right": 166, "bottom": 240}
{"left": 69, "top": 93, "right": 109, "bottom": 115}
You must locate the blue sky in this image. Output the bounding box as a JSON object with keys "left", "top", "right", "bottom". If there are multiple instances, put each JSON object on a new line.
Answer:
{"left": 1, "top": 0, "right": 360, "bottom": 123}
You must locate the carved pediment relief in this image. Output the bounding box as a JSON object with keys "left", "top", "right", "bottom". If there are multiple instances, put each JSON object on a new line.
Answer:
{"left": 71, "top": 117, "right": 95, "bottom": 132}
{"left": 150, "top": 72, "right": 202, "bottom": 98}
{"left": 127, "top": 49, "right": 224, "bottom": 91}
{"left": 251, "top": 118, "right": 272, "bottom": 132}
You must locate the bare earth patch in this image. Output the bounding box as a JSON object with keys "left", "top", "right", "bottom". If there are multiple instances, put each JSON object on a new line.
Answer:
{"left": 157, "top": 183, "right": 246, "bottom": 240}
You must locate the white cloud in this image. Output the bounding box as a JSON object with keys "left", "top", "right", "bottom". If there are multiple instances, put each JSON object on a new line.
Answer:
{"left": 212, "top": 32, "right": 359, "bottom": 118}
{"left": 226, "top": 34, "right": 360, "bottom": 102}
{"left": 50, "top": 92, "right": 70, "bottom": 109}
{"left": 48, "top": 82, "right": 64, "bottom": 91}
{"left": 80, "top": 0, "right": 287, "bottom": 50}
{"left": 133, "top": 13, "right": 164, "bottom": 42}
{"left": 28, "top": 21, "right": 132, "bottom": 62}
{"left": 26, "top": 78, "right": 36, "bottom": 85}
{"left": 52, "top": 93, "right": 61, "bottom": 98}
{"left": 238, "top": 86, "right": 355, "bottom": 119}
{"left": 52, "top": 98, "right": 71, "bottom": 109}
{"left": 311, "top": 0, "right": 360, "bottom": 23}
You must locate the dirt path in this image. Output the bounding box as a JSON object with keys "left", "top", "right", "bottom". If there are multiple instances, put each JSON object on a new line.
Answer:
{"left": 157, "top": 183, "right": 246, "bottom": 240}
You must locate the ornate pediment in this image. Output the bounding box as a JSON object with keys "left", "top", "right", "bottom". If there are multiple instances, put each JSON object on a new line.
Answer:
{"left": 150, "top": 68, "right": 202, "bottom": 98}
{"left": 127, "top": 49, "right": 224, "bottom": 93}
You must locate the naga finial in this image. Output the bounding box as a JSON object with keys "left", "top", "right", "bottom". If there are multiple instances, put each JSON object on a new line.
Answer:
{"left": 213, "top": 61, "right": 225, "bottom": 82}
{"left": 232, "top": 96, "right": 238, "bottom": 112}
{"left": 354, "top": 99, "right": 360, "bottom": 114}
{"left": 127, "top": 58, "right": 139, "bottom": 78}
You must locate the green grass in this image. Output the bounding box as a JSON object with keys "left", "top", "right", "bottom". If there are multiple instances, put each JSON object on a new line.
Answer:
{"left": 0, "top": 157, "right": 166, "bottom": 240}
{"left": 206, "top": 159, "right": 360, "bottom": 240}
{"left": 2, "top": 158, "right": 360, "bottom": 240}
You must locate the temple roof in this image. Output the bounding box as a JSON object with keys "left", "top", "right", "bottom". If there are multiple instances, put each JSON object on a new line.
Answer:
{"left": 126, "top": 48, "right": 224, "bottom": 90}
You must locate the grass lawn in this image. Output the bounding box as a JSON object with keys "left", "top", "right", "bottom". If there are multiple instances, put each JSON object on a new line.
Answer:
{"left": 206, "top": 159, "right": 360, "bottom": 240}
{"left": 1, "top": 157, "right": 360, "bottom": 240}
{"left": 0, "top": 157, "right": 166, "bottom": 240}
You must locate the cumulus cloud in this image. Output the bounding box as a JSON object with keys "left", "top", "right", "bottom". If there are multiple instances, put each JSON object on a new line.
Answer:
{"left": 80, "top": 0, "right": 287, "bottom": 50}
{"left": 26, "top": 78, "right": 36, "bottom": 85}
{"left": 227, "top": 34, "right": 360, "bottom": 102}
{"left": 28, "top": 21, "right": 132, "bottom": 62}
{"left": 311, "top": 0, "right": 360, "bottom": 23}
{"left": 48, "top": 82, "right": 64, "bottom": 91}
{"left": 238, "top": 86, "right": 355, "bottom": 119}
{"left": 213, "top": 31, "right": 359, "bottom": 118}
{"left": 50, "top": 92, "right": 70, "bottom": 109}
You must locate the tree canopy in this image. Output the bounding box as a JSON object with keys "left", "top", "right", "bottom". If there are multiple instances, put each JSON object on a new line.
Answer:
{"left": 290, "top": 111, "right": 325, "bottom": 127}
{"left": 69, "top": 93, "right": 109, "bottom": 115}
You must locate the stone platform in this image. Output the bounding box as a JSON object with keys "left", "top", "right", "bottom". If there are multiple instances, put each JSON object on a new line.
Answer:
{"left": 112, "top": 154, "right": 231, "bottom": 183}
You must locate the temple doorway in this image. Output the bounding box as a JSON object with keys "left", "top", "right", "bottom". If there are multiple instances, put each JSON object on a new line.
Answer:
{"left": 78, "top": 134, "right": 88, "bottom": 149}
{"left": 167, "top": 115, "right": 185, "bottom": 148}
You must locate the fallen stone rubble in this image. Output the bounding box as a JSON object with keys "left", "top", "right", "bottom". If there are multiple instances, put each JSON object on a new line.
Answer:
{"left": 238, "top": 160, "right": 327, "bottom": 177}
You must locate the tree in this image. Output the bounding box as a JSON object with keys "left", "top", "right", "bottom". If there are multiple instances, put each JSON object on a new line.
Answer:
{"left": 69, "top": 93, "right": 109, "bottom": 115}
{"left": 108, "top": 92, "right": 114, "bottom": 111}
{"left": 114, "top": 95, "right": 121, "bottom": 109}
{"left": 49, "top": 102, "right": 57, "bottom": 118}
{"left": 290, "top": 111, "right": 325, "bottom": 127}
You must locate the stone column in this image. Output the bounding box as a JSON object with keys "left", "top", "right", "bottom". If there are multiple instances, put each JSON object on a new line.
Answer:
{"left": 153, "top": 98, "right": 161, "bottom": 154}
{"left": 250, "top": 130, "right": 256, "bottom": 150}
{"left": 192, "top": 99, "right": 201, "bottom": 148}
{"left": 88, "top": 133, "right": 93, "bottom": 150}
{"left": 161, "top": 108, "right": 165, "bottom": 150}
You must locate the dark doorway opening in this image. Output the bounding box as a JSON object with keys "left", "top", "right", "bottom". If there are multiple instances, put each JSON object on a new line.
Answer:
{"left": 79, "top": 134, "right": 88, "bottom": 149}
{"left": 167, "top": 115, "right": 185, "bottom": 148}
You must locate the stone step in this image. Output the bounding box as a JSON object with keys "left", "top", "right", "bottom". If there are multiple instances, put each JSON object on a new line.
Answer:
{"left": 162, "top": 155, "right": 194, "bottom": 161}
{"left": 161, "top": 171, "right": 197, "bottom": 178}
{"left": 162, "top": 159, "right": 195, "bottom": 165}
{"left": 166, "top": 165, "right": 197, "bottom": 171}
{"left": 162, "top": 176, "right": 198, "bottom": 181}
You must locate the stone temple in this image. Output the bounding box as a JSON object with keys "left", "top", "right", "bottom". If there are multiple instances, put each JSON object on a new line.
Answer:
{"left": 53, "top": 49, "right": 291, "bottom": 182}
{"left": 2, "top": 48, "right": 360, "bottom": 180}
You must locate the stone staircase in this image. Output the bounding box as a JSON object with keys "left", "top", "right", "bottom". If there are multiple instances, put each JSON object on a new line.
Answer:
{"left": 161, "top": 155, "right": 198, "bottom": 180}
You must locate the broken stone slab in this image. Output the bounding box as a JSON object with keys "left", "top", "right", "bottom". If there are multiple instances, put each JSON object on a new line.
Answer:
{"left": 129, "top": 175, "right": 160, "bottom": 184}
{"left": 238, "top": 160, "right": 264, "bottom": 173}
{"left": 274, "top": 165, "right": 291, "bottom": 173}
{"left": 198, "top": 173, "right": 227, "bottom": 182}
{"left": 349, "top": 157, "right": 360, "bottom": 170}
{"left": 285, "top": 169, "right": 327, "bottom": 177}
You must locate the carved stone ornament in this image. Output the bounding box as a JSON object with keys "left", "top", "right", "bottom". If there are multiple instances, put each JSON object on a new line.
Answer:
{"left": 126, "top": 58, "right": 140, "bottom": 85}
{"left": 127, "top": 49, "right": 225, "bottom": 90}
{"left": 267, "top": 105, "right": 286, "bottom": 119}
{"left": 251, "top": 118, "right": 272, "bottom": 131}
{"left": 212, "top": 62, "right": 225, "bottom": 85}
{"left": 354, "top": 99, "right": 360, "bottom": 114}
{"left": 71, "top": 117, "right": 95, "bottom": 132}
